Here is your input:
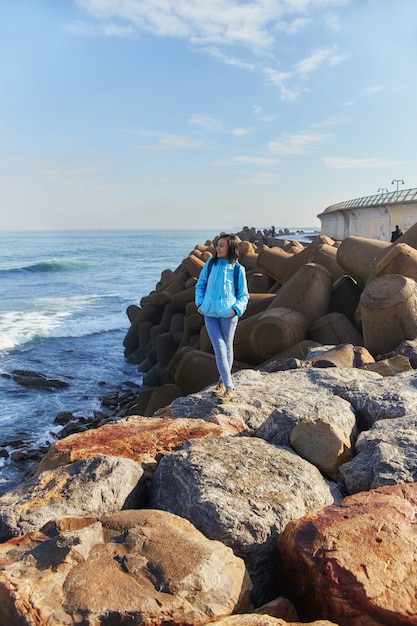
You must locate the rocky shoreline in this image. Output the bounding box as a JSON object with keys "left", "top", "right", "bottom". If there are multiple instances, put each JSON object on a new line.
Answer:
{"left": 2, "top": 226, "right": 417, "bottom": 624}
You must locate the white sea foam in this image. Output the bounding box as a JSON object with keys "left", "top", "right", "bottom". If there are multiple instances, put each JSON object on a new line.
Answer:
{"left": 0, "top": 294, "right": 128, "bottom": 352}
{"left": 0, "top": 310, "right": 70, "bottom": 351}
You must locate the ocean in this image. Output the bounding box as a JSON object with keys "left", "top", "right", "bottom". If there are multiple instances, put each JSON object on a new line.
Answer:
{"left": 0, "top": 229, "right": 216, "bottom": 494}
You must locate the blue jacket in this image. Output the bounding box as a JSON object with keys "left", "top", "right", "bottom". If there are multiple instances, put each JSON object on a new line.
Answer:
{"left": 195, "top": 258, "right": 249, "bottom": 318}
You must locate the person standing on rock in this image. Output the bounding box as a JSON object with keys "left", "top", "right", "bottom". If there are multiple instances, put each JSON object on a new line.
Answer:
{"left": 196, "top": 233, "right": 249, "bottom": 403}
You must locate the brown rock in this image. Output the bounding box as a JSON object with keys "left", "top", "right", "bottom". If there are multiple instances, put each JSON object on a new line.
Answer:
{"left": 257, "top": 236, "right": 335, "bottom": 285}
{"left": 277, "top": 482, "right": 417, "bottom": 625}
{"left": 0, "top": 509, "right": 252, "bottom": 626}
{"left": 309, "top": 343, "right": 374, "bottom": 369}
{"left": 253, "top": 595, "right": 299, "bottom": 621}
{"left": 207, "top": 616, "right": 338, "bottom": 625}
{"left": 152, "top": 435, "right": 336, "bottom": 606}
{"left": 37, "top": 415, "right": 233, "bottom": 474}
{"left": 140, "top": 383, "right": 183, "bottom": 416}
{"left": 361, "top": 354, "right": 412, "bottom": 376}
{"left": 290, "top": 417, "right": 353, "bottom": 480}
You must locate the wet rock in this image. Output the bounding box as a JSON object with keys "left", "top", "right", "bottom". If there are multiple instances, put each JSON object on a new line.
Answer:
{"left": 10, "top": 369, "right": 70, "bottom": 391}
{"left": 53, "top": 411, "right": 77, "bottom": 425}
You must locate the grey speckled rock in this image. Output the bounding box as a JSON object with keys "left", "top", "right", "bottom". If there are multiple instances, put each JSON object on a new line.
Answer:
{"left": 170, "top": 368, "right": 417, "bottom": 435}
{"left": 334, "top": 371, "right": 417, "bottom": 430}
{"left": 340, "top": 414, "right": 417, "bottom": 494}
{"left": 151, "top": 435, "right": 336, "bottom": 606}
{"left": 170, "top": 368, "right": 361, "bottom": 437}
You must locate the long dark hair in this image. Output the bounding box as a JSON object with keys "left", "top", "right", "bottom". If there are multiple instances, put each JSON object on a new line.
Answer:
{"left": 213, "top": 233, "right": 239, "bottom": 263}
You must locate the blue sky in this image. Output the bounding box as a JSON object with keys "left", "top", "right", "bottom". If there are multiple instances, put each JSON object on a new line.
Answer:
{"left": 1, "top": 0, "right": 416, "bottom": 231}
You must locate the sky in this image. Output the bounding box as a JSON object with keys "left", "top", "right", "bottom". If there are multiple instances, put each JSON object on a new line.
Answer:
{"left": 1, "top": 0, "right": 416, "bottom": 231}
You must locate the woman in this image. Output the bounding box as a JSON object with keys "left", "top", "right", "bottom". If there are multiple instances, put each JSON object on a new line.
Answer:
{"left": 195, "top": 233, "right": 249, "bottom": 403}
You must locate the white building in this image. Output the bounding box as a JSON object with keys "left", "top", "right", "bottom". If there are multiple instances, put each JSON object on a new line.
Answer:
{"left": 317, "top": 188, "right": 417, "bottom": 241}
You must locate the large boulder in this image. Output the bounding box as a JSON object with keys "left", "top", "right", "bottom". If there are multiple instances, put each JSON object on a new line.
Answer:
{"left": 340, "top": 414, "right": 417, "bottom": 493}
{"left": 151, "top": 435, "right": 336, "bottom": 606}
{"left": 0, "top": 509, "right": 251, "bottom": 626}
{"left": 0, "top": 455, "right": 143, "bottom": 541}
{"left": 36, "top": 415, "right": 236, "bottom": 473}
{"left": 277, "top": 482, "right": 417, "bottom": 625}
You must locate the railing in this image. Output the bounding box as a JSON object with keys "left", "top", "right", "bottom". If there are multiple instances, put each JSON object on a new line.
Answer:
{"left": 325, "top": 187, "right": 417, "bottom": 213}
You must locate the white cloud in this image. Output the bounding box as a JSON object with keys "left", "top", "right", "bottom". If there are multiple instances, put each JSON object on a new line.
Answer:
{"left": 231, "top": 127, "right": 252, "bottom": 136}
{"left": 188, "top": 114, "right": 222, "bottom": 130}
{"left": 295, "top": 46, "right": 345, "bottom": 75}
{"left": 64, "top": 18, "right": 135, "bottom": 38}
{"left": 0, "top": 152, "right": 119, "bottom": 194}
{"left": 275, "top": 17, "right": 310, "bottom": 34}
{"left": 263, "top": 43, "right": 346, "bottom": 100}
{"left": 227, "top": 155, "right": 280, "bottom": 165}
{"left": 75, "top": 0, "right": 349, "bottom": 51}
{"left": 323, "top": 157, "right": 405, "bottom": 169}
{"left": 363, "top": 85, "right": 384, "bottom": 96}
{"left": 188, "top": 116, "right": 252, "bottom": 137}
{"left": 138, "top": 134, "right": 210, "bottom": 153}
{"left": 200, "top": 46, "right": 255, "bottom": 70}
{"left": 263, "top": 67, "right": 292, "bottom": 86}
{"left": 263, "top": 67, "right": 300, "bottom": 100}
{"left": 100, "top": 22, "right": 136, "bottom": 38}
{"left": 253, "top": 105, "right": 276, "bottom": 122}
{"left": 323, "top": 13, "right": 342, "bottom": 30}
{"left": 312, "top": 114, "right": 346, "bottom": 128}
{"left": 71, "top": 0, "right": 350, "bottom": 106}
{"left": 269, "top": 130, "right": 329, "bottom": 154}
{"left": 75, "top": 0, "right": 278, "bottom": 48}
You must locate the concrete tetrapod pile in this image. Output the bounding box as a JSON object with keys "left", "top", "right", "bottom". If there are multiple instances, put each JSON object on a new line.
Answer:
{"left": 123, "top": 224, "right": 417, "bottom": 415}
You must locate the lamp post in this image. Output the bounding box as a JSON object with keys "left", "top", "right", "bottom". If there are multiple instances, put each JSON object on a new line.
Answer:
{"left": 391, "top": 179, "right": 404, "bottom": 195}
{"left": 378, "top": 188, "right": 388, "bottom": 193}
